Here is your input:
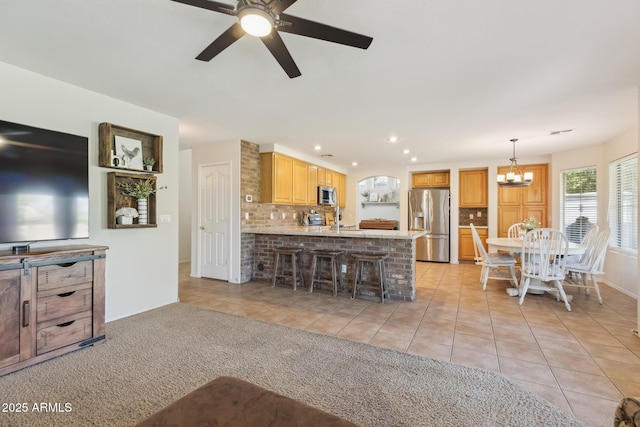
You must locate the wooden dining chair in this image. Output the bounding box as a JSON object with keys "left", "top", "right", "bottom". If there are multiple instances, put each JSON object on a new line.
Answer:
{"left": 564, "top": 226, "right": 610, "bottom": 304}
{"left": 470, "top": 224, "right": 518, "bottom": 291}
{"left": 519, "top": 228, "right": 571, "bottom": 311}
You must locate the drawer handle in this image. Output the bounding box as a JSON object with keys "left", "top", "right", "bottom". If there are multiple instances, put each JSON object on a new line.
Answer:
{"left": 57, "top": 291, "right": 76, "bottom": 298}
{"left": 57, "top": 320, "right": 75, "bottom": 328}
{"left": 57, "top": 262, "right": 77, "bottom": 268}
{"left": 22, "top": 301, "right": 30, "bottom": 327}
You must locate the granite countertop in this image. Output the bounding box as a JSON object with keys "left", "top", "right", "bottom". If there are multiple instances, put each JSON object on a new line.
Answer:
{"left": 242, "top": 226, "right": 427, "bottom": 240}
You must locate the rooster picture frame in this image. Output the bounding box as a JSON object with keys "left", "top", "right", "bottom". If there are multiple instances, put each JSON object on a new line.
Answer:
{"left": 115, "top": 135, "right": 144, "bottom": 170}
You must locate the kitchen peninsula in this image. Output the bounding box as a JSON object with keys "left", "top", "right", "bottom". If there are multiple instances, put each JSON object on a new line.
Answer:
{"left": 241, "top": 227, "right": 426, "bottom": 301}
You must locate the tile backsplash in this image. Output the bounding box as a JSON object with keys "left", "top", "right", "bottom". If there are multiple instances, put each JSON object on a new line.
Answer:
{"left": 459, "top": 208, "right": 488, "bottom": 226}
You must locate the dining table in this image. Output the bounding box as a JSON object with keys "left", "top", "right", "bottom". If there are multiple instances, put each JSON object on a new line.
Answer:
{"left": 485, "top": 237, "right": 587, "bottom": 296}
{"left": 485, "top": 237, "right": 587, "bottom": 255}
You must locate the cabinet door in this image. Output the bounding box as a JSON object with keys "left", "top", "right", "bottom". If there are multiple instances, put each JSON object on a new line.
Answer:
{"left": 522, "top": 164, "right": 547, "bottom": 206}
{"left": 458, "top": 228, "right": 476, "bottom": 261}
{"left": 430, "top": 172, "right": 450, "bottom": 187}
{"left": 0, "top": 269, "right": 30, "bottom": 369}
{"left": 317, "top": 167, "right": 326, "bottom": 186}
{"left": 337, "top": 173, "right": 346, "bottom": 208}
{"left": 292, "top": 159, "right": 308, "bottom": 205}
{"left": 273, "top": 154, "right": 293, "bottom": 204}
{"left": 325, "top": 170, "right": 334, "bottom": 187}
{"left": 307, "top": 165, "right": 318, "bottom": 205}
{"left": 412, "top": 173, "right": 431, "bottom": 188}
{"left": 459, "top": 169, "right": 487, "bottom": 207}
{"left": 498, "top": 207, "right": 522, "bottom": 237}
{"left": 523, "top": 206, "right": 547, "bottom": 228}
{"left": 459, "top": 228, "right": 487, "bottom": 261}
{"left": 497, "top": 166, "right": 521, "bottom": 206}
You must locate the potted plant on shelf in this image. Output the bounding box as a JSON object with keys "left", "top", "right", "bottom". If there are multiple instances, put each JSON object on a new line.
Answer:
{"left": 115, "top": 207, "right": 139, "bottom": 225}
{"left": 117, "top": 178, "right": 166, "bottom": 225}
{"left": 143, "top": 157, "right": 156, "bottom": 171}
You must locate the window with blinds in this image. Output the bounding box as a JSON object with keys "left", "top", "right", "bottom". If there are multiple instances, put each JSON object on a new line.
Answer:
{"left": 560, "top": 167, "right": 597, "bottom": 243}
{"left": 608, "top": 154, "right": 638, "bottom": 253}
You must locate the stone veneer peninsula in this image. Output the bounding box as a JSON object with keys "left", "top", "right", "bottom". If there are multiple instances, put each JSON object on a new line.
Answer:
{"left": 241, "top": 226, "right": 427, "bottom": 301}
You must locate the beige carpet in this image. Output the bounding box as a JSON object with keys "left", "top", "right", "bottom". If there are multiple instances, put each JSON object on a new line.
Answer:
{"left": 0, "top": 303, "right": 584, "bottom": 426}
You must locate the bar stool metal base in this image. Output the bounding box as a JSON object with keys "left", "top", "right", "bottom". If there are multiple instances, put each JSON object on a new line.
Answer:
{"left": 309, "top": 249, "right": 345, "bottom": 296}
{"left": 272, "top": 247, "right": 304, "bottom": 291}
{"left": 350, "top": 252, "right": 389, "bottom": 303}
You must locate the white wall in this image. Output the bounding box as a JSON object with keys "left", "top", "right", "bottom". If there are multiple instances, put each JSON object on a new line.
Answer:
{"left": 189, "top": 140, "right": 242, "bottom": 283}
{"left": 0, "top": 61, "right": 180, "bottom": 321}
{"left": 178, "top": 149, "right": 192, "bottom": 263}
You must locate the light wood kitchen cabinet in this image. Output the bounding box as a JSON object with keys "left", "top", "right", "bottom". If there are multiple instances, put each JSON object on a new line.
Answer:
{"left": 261, "top": 152, "right": 293, "bottom": 204}
{"left": 336, "top": 172, "right": 346, "bottom": 208}
{"left": 497, "top": 163, "right": 548, "bottom": 236}
{"left": 317, "top": 167, "right": 327, "bottom": 186}
{"left": 459, "top": 169, "right": 488, "bottom": 207}
{"left": 292, "top": 159, "right": 308, "bottom": 205}
{"left": 307, "top": 164, "right": 318, "bottom": 205}
{"left": 412, "top": 171, "right": 450, "bottom": 188}
{"left": 459, "top": 227, "right": 487, "bottom": 261}
{"left": 261, "top": 152, "right": 346, "bottom": 207}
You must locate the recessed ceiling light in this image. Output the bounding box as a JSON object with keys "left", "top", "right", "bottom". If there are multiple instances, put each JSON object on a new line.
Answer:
{"left": 388, "top": 136, "right": 398, "bottom": 143}
{"left": 411, "top": 157, "right": 417, "bottom": 162}
{"left": 314, "top": 145, "right": 322, "bottom": 150}
{"left": 402, "top": 149, "right": 410, "bottom": 154}
{"left": 351, "top": 161, "right": 358, "bottom": 166}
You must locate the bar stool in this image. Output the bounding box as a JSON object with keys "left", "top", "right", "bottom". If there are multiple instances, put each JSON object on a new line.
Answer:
{"left": 350, "top": 252, "right": 389, "bottom": 303}
{"left": 272, "top": 247, "right": 305, "bottom": 291}
{"left": 308, "top": 249, "right": 345, "bottom": 296}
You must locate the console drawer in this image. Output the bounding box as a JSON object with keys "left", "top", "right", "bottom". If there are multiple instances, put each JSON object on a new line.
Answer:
{"left": 37, "top": 288, "right": 93, "bottom": 323}
{"left": 37, "top": 261, "right": 93, "bottom": 292}
{"left": 36, "top": 314, "right": 92, "bottom": 355}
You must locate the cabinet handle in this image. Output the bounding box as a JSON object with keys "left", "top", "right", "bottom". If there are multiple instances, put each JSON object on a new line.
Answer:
{"left": 57, "top": 291, "right": 76, "bottom": 298}
{"left": 57, "top": 321, "right": 75, "bottom": 328}
{"left": 22, "top": 301, "right": 30, "bottom": 327}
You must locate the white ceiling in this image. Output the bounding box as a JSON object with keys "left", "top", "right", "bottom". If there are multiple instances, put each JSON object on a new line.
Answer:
{"left": 2, "top": 0, "right": 640, "bottom": 171}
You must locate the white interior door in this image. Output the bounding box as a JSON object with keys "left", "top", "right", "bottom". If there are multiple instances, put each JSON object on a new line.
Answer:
{"left": 199, "top": 163, "right": 230, "bottom": 280}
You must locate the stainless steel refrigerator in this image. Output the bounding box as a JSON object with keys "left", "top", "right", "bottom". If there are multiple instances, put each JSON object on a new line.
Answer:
{"left": 409, "top": 189, "right": 450, "bottom": 262}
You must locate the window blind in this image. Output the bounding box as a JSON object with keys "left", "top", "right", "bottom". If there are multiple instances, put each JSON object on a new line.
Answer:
{"left": 608, "top": 155, "right": 637, "bottom": 253}
{"left": 560, "top": 167, "right": 597, "bottom": 243}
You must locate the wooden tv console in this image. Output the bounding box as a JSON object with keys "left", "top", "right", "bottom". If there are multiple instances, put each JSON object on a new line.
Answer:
{"left": 0, "top": 245, "right": 108, "bottom": 376}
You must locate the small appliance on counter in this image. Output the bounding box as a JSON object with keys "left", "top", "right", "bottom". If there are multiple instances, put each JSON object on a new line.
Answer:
{"left": 305, "top": 210, "right": 324, "bottom": 226}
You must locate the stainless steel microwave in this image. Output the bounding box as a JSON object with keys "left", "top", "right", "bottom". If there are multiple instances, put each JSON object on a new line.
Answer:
{"left": 317, "top": 186, "right": 336, "bottom": 205}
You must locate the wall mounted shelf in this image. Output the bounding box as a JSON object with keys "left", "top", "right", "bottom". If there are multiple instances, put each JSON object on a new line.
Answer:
{"left": 361, "top": 202, "right": 399, "bottom": 208}
{"left": 99, "top": 122, "right": 163, "bottom": 173}
{"left": 107, "top": 172, "right": 158, "bottom": 229}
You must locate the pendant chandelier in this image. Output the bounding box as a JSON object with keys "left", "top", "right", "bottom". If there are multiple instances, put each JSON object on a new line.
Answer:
{"left": 497, "top": 138, "right": 533, "bottom": 187}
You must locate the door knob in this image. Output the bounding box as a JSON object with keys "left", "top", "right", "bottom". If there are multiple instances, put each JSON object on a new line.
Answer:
{"left": 199, "top": 226, "right": 205, "bottom": 230}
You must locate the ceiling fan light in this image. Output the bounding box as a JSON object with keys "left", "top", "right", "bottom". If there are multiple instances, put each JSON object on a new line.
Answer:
{"left": 239, "top": 9, "right": 273, "bottom": 37}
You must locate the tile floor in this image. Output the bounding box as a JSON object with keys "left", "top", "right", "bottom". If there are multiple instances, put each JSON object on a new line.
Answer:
{"left": 178, "top": 261, "right": 639, "bottom": 427}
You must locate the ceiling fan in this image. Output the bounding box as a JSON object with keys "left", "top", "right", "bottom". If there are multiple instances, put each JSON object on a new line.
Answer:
{"left": 171, "top": 0, "right": 373, "bottom": 78}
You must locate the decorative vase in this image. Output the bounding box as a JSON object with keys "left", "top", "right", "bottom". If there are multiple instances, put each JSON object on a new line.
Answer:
{"left": 145, "top": 165, "right": 153, "bottom": 171}
{"left": 137, "top": 198, "right": 148, "bottom": 225}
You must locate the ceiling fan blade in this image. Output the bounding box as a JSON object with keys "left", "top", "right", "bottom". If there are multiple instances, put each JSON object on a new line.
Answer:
{"left": 278, "top": 14, "right": 373, "bottom": 49}
{"left": 270, "top": 0, "right": 298, "bottom": 14}
{"left": 261, "top": 31, "right": 301, "bottom": 78}
{"left": 196, "top": 23, "right": 246, "bottom": 61}
{"left": 171, "top": 0, "right": 235, "bottom": 15}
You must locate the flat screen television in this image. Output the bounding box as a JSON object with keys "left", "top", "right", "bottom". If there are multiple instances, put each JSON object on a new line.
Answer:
{"left": 0, "top": 120, "right": 89, "bottom": 247}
